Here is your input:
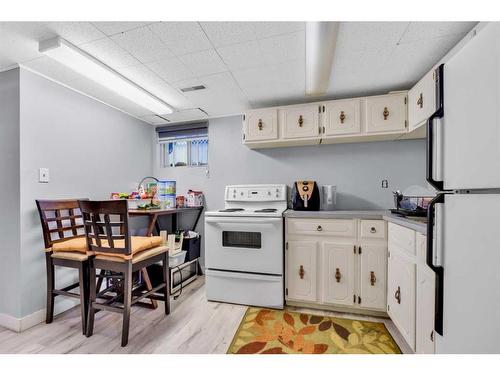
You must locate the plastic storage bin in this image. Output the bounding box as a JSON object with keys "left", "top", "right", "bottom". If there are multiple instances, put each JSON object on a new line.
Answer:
{"left": 169, "top": 250, "right": 187, "bottom": 267}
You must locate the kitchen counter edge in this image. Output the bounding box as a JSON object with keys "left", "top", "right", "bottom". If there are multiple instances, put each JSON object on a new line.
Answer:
{"left": 283, "top": 209, "right": 427, "bottom": 234}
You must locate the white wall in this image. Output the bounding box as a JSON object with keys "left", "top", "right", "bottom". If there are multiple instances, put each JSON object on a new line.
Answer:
{"left": 0, "top": 68, "right": 21, "bottom": 318}
{"left": 15, "top": 69, "right": 155, "bottom": 319}
{"left": 154, "top": 115, "right": 427, "bottom": 263}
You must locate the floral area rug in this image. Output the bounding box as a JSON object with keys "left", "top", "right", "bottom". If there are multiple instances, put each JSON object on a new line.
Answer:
{"left": 227, "top": 307, "right": 401, "bottom": 354}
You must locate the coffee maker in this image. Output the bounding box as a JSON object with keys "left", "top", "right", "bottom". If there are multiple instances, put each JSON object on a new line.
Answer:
{"left": 292, "top": 181, "right": 320, "bottom": 211}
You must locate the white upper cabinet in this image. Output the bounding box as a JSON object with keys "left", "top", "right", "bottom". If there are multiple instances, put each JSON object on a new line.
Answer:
{"left": 323, "top": 98, "right": 361, "bottom": 136}
{"left": 279, "top": 104, "right": 320, "bottom": 139}
{"left": 244, "top": 108, "right": 278, "bottom": 142}
{"left": 408, "top": 68, "right": 437, "bottom": 131}
{"left": 365, "top": 92, "right": 407, "bottom": 133}
{"left": 322, "top": 242, "right": 355, "bottom": 306}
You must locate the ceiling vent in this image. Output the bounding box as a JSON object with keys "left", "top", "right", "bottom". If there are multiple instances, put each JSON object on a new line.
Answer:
{"left": 180, "top": 85, "right": 207, "bottom": 93}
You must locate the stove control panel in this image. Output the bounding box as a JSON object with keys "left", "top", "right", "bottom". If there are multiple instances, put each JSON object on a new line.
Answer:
{"left": 225, "top": 184, "right": 287, "bottom": 202}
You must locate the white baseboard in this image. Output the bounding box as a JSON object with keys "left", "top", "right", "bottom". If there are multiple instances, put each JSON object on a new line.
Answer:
{"left": 0, "top": 299, "right": 80, "bottom": 332}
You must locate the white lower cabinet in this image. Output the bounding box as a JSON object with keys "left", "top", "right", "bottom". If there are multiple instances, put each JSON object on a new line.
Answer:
{"left": 322, "top": 242, "right": 355, "bottom": 306}
{"left": 359, "top": 244, "right": 387, "bottom": 310}
{"left": 285, "top": 218, "right": 387, "bottom": 314}
{"left": 285, "top": 240, "right": 318, "bottom": 302}
{"left": 387, "top": 250, "right": 416, "bottom": 351}
{"left": 416, "top": 264, "right": 436, "bottom": 354}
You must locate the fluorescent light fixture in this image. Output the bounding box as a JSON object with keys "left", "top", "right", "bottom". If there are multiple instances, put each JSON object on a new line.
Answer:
{"left": 305, "top": 22, "right": 340, "bottom": 96}
{"left": 39, "top": 37, "right": 173, "bottom": 114}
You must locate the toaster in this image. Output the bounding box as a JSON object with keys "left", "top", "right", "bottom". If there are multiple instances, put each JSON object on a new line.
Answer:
{"left": 292, "top": 181, "right": 320, "bottom": 211}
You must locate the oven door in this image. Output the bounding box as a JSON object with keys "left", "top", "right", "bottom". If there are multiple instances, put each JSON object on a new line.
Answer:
{"left": 205, "top": 216, "right": 283, "bottom": 275}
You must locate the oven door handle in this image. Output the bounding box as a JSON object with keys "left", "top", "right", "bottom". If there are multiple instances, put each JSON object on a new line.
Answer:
{"left": 205, "top": 217, "right": 282, "bottom": 224}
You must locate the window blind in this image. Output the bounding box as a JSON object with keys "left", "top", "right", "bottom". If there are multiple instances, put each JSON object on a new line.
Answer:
{"left": 156, "top": 121, "right": 208, "bottom": 143}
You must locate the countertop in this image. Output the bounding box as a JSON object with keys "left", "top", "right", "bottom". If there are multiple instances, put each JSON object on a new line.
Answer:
{"left": 283, "top": 209, "right": 427, "bottom": 234}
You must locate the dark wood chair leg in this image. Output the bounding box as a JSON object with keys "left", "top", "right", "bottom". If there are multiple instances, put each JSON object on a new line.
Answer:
{"left": 78, "top": 261, "right": 90, "bottom": 335}
{"left": 121, "top": 262, "right": 133, "bottom": 347}
{"left": 163, "top": 252, "right": 170, "bottom": 315}
{"left": 45, "top": 253, "right": 55, "bottom": 324}
{"left": 86, "top": 259, "right": 97, "bottom": 338}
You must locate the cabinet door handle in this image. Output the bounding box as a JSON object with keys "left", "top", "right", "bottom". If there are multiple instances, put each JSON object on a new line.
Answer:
{"left": 370, "top": 271, "right": 376, "bottom": 286}
{"left": 339, "top": 111, "right": 346, "bottom": 124}
{"left": 299, "top": 265, "right": 305, "bottom": 279}
{"left": 317, "top": 225, "right": 322, "bottom": 232}
{"left": 417, "top": 93, "right": 423, "bottom": 109}
{"left": 258, "top": 119, "right": 263, "bottom": 130}
{"left": 370, "top": 226, "right": 376, "bottom": 233}
{"left": 395, "top": 286, "right": 401, "bottom": 304}
{"left": 335, "top": 268, "right": 341, "bottom": 283}
{"left": 298, "top": 115, "right": 304, "bottom": 127}
{"left": 383, "top": 107, "right": 390, "bottom": 120}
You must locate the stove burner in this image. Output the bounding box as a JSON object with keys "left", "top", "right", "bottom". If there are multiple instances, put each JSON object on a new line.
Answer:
{"left": 219, "top": 208, "right": 244, "bottom": 212}
{"left": 254, "top": 208, "right": 278, "bottom": 213}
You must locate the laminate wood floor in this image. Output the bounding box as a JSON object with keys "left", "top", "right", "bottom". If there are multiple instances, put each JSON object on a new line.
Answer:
{"left": 0, "top": 277, "right": 412, "bottom": 354}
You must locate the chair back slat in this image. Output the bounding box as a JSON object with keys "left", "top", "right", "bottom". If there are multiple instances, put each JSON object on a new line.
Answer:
{"left": 36, "top": 199, "right": 89, "bottom": 248}
{"left": 79, "top": 200, "right": 131, "bottom": 256}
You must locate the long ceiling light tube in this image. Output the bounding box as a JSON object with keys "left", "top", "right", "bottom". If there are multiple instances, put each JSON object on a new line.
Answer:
{"left": 39, "top": 37, "right": 173, "bottom": 114}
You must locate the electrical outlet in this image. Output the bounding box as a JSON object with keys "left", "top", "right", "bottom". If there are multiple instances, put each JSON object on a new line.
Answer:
{"left": 381, "top": 179, "right": 388, "bottom": 188}
{"left": 39, "top": 168, "right": 50, "bottom": 183}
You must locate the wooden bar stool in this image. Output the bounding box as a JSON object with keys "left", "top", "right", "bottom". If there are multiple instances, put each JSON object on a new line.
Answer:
{"left": 80, "top": 200, "right": 170, "bottom": 347}
{"left": 36, "top": 199, "right": 92, "bottom": 335}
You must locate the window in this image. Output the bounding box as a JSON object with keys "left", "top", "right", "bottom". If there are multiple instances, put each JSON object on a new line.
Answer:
{"left": 157, "top": 122, "right": 208, "bottom": 168}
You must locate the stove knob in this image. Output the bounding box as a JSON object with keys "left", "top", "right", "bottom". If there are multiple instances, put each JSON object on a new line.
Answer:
{"left": 268, "top": 191, "right": 271, "bottom": 195}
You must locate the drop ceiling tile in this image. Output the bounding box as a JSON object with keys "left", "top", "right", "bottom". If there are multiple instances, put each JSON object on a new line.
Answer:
{"left": 41, "top": 22, "right": 107, "bottom": 45}
{"left": 199, "top": 71, "right": 246, "bottom": 95}
{"left": 216, "top": 40, "right": 266, "bottom": 71}
{"left": 233, "top": 59, "right": 305, "bottom": 89}
{"left": 139, "top": 114, "right": 168, "bottom": 125}
{"left": 254, "top": 21, "right": 305, "bottom": 39}
{"left": 146, "top": 57, "right": 194, "bottom": 83}
{"left": 117, "top": 64, "right": 193, "bottom": 110}
{"left": 399, "top": 22, "right": 476, "bottom": 44}
{"left": 178, "top": 49, "right": 227, "bottom": 77}
{"left": 259, "top": 31, "right": 305, "bottom": 65}
{"left": 149, "top": 22, "right": 212, "bottom": 56}
{"left": 92, "top": 22, "right": 154, "bottom": 36}
{"left": 199, "top": 22, "right": 257, "bottom": 47}
{"left": 80, "top": 38, "right": 140, "bottom": 69}
{"left": 111, "top": 26, "right": 173, "bottom": 63}
{"left": 21, "top": 56, "right": 81, "bottom": 84}
{"left": 164, "top": 108, "right": 208, "bottom": 122}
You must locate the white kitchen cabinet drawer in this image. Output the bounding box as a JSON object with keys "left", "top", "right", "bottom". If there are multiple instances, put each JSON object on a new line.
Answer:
{"left": 360, "top": 220, "right": 386, "bottom": 239}
{"left": 359, "top": 244, "right": 387, "bottom": 310}
{"left": 286, "top": 240, "right": 318, "bottom": 302}
{"left": 322, "top": 98, "right": 361, "bottom": 136}
{"left": 388, "top": 222, "right": 416, "bottom": 256}
{"left": 244, "top": 108, "right": 278, "bottom": 142}
{"left": 365, "top": 92, "right": 407, "bottom": 133}
{"left": 280, "top": 104, "right": 320, "bottom": 139}
{"left": 287, "top": 218, "right": 356, "bottom": 237}
{"left": 322, "top": 242, "right": 355, "bottom": 306}
{"left": 416, "top": 232, "right": 427, "bottom": 263}
{"left": 408, "top": 68, "right": 437, "bottom": 132}
{"left": 388, "top": 250, "right": 416, "bottom": 351}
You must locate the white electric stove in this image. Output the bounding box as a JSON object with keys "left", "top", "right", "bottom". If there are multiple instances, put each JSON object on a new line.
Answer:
{"left": 204, "top": 184, "right": 287, "bottom": 309}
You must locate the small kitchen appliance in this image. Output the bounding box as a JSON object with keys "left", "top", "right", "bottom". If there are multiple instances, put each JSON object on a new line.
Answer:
{"left": 320, "top": 185, "right": 337, "bottom": 211}
{"left": 204, "top": 184, "right": 287, "bottom": 309}
{"left": 292, "top": 180, "right": 320, "bottom": 211}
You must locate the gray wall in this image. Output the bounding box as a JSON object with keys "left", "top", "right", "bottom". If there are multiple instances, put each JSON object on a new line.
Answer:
{"left": 154, "top": 115, "right": 427, "bottom": 263}
{"left": 0, "top": 69, "right": 21, "bottom": 318}
{"left": 16, "top": 69, "right": 154, "bottom": 318}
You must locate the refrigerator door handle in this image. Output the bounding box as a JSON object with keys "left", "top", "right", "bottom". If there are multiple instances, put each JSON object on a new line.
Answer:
{"left": 426, "top": 64, "right": 445, "bottom": 191}
{"left": 427, "top": 193, "right": 446, "bottom": 336}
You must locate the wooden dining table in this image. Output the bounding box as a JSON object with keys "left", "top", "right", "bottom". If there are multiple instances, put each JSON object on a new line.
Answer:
{"left": 128, "top": 206, "right": 204, "bottom": 309}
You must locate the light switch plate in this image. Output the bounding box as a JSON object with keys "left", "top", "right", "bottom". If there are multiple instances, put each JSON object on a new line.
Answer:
{"left": 39, "top": 168, "right": 50, "bottom": 183}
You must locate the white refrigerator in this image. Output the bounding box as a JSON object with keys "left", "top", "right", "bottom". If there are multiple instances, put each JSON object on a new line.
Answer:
{"left": 427, "top": 22, "right": 500, "bottom": 353}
